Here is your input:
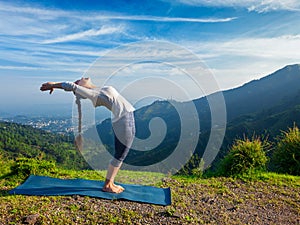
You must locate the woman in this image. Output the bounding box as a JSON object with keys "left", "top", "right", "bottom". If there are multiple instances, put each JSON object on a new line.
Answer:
{"left": 40, "top": 77, "right": 135, "bottom": 193}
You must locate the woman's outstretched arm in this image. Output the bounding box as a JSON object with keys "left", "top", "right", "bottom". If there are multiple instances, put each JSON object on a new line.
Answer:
{"left": 40, "top": 81, "right": 78, "bottom": 94}
{"left": 40, "top": 81, "right": 98, "bottom": 106}
{"left": 40, "top": 82, "right": 63, "bottom": 94}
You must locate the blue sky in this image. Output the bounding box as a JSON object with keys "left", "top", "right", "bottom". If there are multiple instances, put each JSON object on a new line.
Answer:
{"left": 1, "top": 0, "right": 300, "bottom": 115}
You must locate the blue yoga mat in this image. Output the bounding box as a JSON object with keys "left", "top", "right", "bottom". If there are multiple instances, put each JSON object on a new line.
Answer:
{"left": 9, "top": 175, "right": 171, "bottom": 206}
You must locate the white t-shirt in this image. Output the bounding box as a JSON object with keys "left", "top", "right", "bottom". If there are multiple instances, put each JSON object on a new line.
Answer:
{"left": 61, "top": 82, "right": 135, "bottom": 121}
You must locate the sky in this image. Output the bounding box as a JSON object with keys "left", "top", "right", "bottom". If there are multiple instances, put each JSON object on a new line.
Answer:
{"left": 1, "top": 0, "right": 300, "bottom": 116}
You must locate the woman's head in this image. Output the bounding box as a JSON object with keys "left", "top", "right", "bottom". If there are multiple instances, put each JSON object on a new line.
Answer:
{"left": 75, "top": 77, "right": 96, "bottom": 89}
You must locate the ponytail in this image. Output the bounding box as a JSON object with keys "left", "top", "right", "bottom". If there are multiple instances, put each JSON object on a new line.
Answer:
{"left": 76, "top": 96, "right": 82, "bottom": 134}
{"left": 75, "top": 96, "right": 83, "bottom": 152}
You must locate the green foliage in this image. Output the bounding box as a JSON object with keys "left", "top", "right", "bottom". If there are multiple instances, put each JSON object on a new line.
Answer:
{"left": 178, "top": 154, "right": 204, "bottom": 178}
{"left": 0, "top": 121, "right": 90, "bottom": 170}
{"left": 218, "top": 136, "right": 268, "bottom": 176}
{"left": 271, "top": 125, "right": 300, "bottom": 175}
{"left": 10, "top": 158, "right": 58, "bottom": 179}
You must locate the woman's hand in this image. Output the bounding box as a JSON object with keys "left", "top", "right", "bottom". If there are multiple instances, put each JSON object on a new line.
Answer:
{"left": 40, "top": 82, "right": 56, "bottom": 94}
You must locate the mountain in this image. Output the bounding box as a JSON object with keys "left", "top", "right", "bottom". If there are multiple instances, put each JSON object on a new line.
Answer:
{"left": 193, "top": 64, "right": 300, "bottom": 123}
{"left": 214, "top": 64, "right": 300, "bottom": 158}
{"left": 223, "top": 64, "right": 300, "bottom": 121}
{"left": 95, "top": 64, "right": 300, "bottom": 169}
{"left": 218, "top": 92, "right": 300, "bottom": 160}
{"left": 2, "top": 64, "right": 299, "bottom": 172}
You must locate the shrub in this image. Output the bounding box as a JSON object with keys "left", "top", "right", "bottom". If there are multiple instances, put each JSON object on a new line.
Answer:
{"left": 219, "top": 136, "right": 268, "bottom": 176}
{"left": 271, "top": 125, "right": 300, "bottom": 175}
{"left": 178, "top": 154, "right": 204, "bottom": 177}
{"left": 10, "top": 157, "right": 58, "bottom": 179}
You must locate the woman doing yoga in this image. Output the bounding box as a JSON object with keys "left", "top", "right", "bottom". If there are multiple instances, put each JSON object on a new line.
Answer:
{"left": 40, "top": 77, "right": 135, "bottom": 193}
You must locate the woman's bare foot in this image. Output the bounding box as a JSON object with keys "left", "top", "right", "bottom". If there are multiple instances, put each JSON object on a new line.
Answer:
{"left": 114, "top": 184, "right": 125, "bottom": 192}
{"left": 102, "top": 182, "right": 124, "bottom": 193}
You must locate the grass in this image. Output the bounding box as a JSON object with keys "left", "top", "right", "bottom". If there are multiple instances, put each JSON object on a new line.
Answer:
{"left": 0, "top": 157, "right": 165, "bottom": 188}
{"left": 0, "top": 159, "right": 299, "bottom": 224}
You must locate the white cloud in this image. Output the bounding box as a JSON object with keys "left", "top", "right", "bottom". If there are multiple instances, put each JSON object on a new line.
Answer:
{"left": 169, "top": 0, "right": 300, "bottom": 12}
{"left": 181, "top": 35, "right": 300, "bottom": 64}
{"left": 0, "top": 1, "right": 235, "bottom": 44}
{"left": 1, "top": 0, "right": 299, "bottom": 101}
{"left": 90, "top": 14, "right": 237, "bottom": 23}
{"left": 0, "top": 65, "right": 85, "bottom": 73}
{"left": 42, "top": 26, "right": 124, "bottom": 44}
{"left": 181, "top": 35, "right": 300, "bottom": 89}
{"left": 0, "top": 1, "right": 71, "bottom": 36}
{"left": 0, "top": 1, "right": 67, "bottom": 17}
{"left": 212, "top": 35, "right": 300, "bottom": 59}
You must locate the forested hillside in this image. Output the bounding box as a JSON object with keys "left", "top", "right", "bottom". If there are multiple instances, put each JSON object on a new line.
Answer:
{"left": 0, "top": 122, "right": 89, "bottom": 170}
{"left": 96, "top": 64, "right": 300, "bottom": 169}
{"left": 223, "top": 64, "right": 300, "bottom": 120}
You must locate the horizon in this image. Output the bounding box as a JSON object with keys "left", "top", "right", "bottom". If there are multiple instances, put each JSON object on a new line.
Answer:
{"left": 1, "top": 0, "right": 300, "bottom": 116}
{"left": 2, "top": 63, "right": 299, "bottom": 118}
